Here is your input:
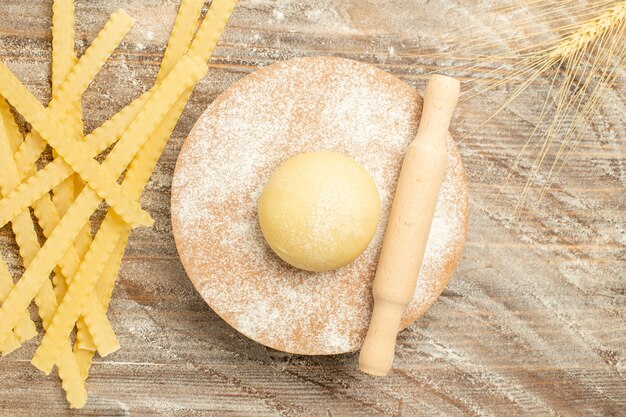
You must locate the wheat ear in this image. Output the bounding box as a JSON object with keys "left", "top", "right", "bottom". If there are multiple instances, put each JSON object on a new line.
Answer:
{"left": 550, "top": 1, "right": 626, "bottom": 59}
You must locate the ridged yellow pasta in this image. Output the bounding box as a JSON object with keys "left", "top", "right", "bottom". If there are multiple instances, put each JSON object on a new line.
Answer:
{"left": 0, "top": 257, "right": 36, "bottom": 350}
{"left": 0, "top": 8, "right": 136, "bottom": 228}
{"left": 1, "top": 57, "right": 206, "bottom": 372}
{"left": 0, "top": 331, "right": 21, "bottom": 356}
{"left": 0, "top": 92, "right": 152, "bottom": 228}
{"left": 0, "top": 21, "right": 156, "bottom": 229}
{"left": 0, "top": 0, "right": 219, "bottom": 227}
{"left": 5, "top": 226, "right": 49, "bottom": 336}
{"left": 188, "top": 0, "right": 238, "bottom": 64}
{"left": 0, "top": 98, "right": 22, "bottom": 155}
{"left": 51, "top": 0, "right": 77, "bottom": 216}
{"left": 73, "top": 345, "right": 95, "bottom": 383}
{"left": 0, "top": 126, "right": 85, "bottom": 412}
{"left": 157, "top": 0, "right": 205, "bottom": 83}
{"left": 11, "top": 9, "right": 133, "bottom": 180}
{"left": 0, "top": 1, "right": 236, "bottom": 407}
{"left": 51, "top": 0, "right": 75, "bottom": 93}
{"left": 0, "top": 107, "right": 39, "bottom": 344}
{"left": 96, "top": 231, "right": 130, "bottom": 312}
{"left": 45, "top": 5, "right": 92, "bottom": 405}
{"left": 80, "top": 0, "right": 237, "bottom": 356}
{"left": 56, "top": 348, "right": 88, "bottom": 408}
{"left": 76, "top": 236, "right": 127, "bottom": 352}
{"left": 0, "top": 92, "right": 85, "bottom": 406}
{"left": 81, "top": 295, "right": 119, "bottom": 356}
{"left": 74, "top": 319, "right": 96, "bottom": 352}
{"left": 74, "top": 0, "right": 206, "bottom": 354}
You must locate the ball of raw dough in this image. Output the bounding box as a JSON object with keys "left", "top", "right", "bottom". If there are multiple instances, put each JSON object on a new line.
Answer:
{"left": 258, "top": 152, "right": 381, "bottom": 272}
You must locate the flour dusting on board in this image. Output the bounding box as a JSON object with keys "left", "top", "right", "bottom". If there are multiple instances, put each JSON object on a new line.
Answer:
{"left": 171, "top": 57, "right": 468, "bottom": 354}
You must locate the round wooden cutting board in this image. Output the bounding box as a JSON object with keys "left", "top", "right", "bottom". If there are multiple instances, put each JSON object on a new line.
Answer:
{"left": 171, "top": 57, "right": 468, "bottom": 355}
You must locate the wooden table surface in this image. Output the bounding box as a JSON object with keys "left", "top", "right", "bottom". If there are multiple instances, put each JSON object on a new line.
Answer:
{"left": 1, "top": 1, "right": 624, "bottom": 416}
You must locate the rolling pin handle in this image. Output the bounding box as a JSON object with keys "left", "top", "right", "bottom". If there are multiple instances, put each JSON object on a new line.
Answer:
{"left": 358, "top": 299, "right": 405, "bottom": 376}
{"left": 414, "top": 74, "right": 460, "bottom": 146}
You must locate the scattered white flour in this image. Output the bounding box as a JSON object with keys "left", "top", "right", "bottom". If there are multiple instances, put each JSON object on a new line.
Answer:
{"left": 171, "top": 57, "right": 468, "bottom": 354}
{"left": 272, "top": 9, "right": 285, "bottom": 22}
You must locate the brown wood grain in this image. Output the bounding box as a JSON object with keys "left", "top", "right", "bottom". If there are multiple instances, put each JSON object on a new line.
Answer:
{"left": 0, "top": 0, "right": 624, "bottom": 416}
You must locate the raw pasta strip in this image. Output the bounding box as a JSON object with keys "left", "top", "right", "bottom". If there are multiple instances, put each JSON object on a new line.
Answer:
{"left": 42, "top": 0, "right": 91, "bottom": 346}
{"left": 51, "top": 0, "right": 75, "bottom": 93}
{"left": 75, "top": 235, "right": 127, "bottom": 353}
{"left": 157, "top": 0, "right": 205, "bottom": 83}
{"left": 31, "top": 58, "right": 199, "bottom": 354}
{"left": 74, "top": 344, "right": 94, "bottom": 382}
{"left": 50, "top": 0, "right": 77, "bottom": 309}
{"left": 0, "top": 51, "right": 156, "bottom": 231}
{"left": 0, "top": 56, "right": 207, "bottom": 368}
{"left": 0, "top": 99, "right": 22, "bottom": 154}
{"left": 72, "top": 199, "right": 112, "bottom": 374}
{"left": 0, "top": 8, "right": 136, "bottom": 228}
{"left": 0, "top": 332, "right": 20, "bottom": 356}
{"left": 0, "top": 58, "right": 203, "bottom": 350}
{"left": 74, "top": 0, "right": 205, "bottom": 352}
{"left": 32, "top": 194, "right": 98, "bottom": 354}
{"left": 33, "top": 196, "right": 70, "bottom": 305}
{"left": 0, "top": 102, "right": 38, "bottom": 343}
{"left": 76, "top": 280, "right": 118, "bottom": 356}
{"left": 0, "top": 70, "right": 153, "bottom": 229}
{"left": 11, "top": 9, "right": 134, "bottom": 178}
{"left": 0, "top": 199, "right": 41, "bottom": 340}
{"left": 12, "top": 213, "right": 57, "bottom": 329}
{"left": 80, "top": 0, "right": 237, "bottom": 352}
{"left": 31, "top": 57, "right": 207, "bottom": 371}
{"left": 72, "top": 217, "right": 121, "bottom": 355}
{"left": 0, "top": 107, "right": 87, "bottom": 408}
{"left": 0, "top": 261, "right": 24, "bottom": 355}
{"left": 48, "top": 0, "right": 93, "bottom": 359}
{"left": 56, "top": 348, "right": 88, "bottom": 408}
{"left": 0, "top": 258, "right": 35, "bottom": 349}
{"left": 0, "top": 91, "right": 164, "bottom": 227}
{"left": 188, "top": 0, "right": 238, "bottom": 64}
{"left": 0, "top": 0, "right": 204, "bottom": 225}
{"left": 51, "top": 0, "right": 77, "bottom": 219}
{"left": 71, "top": 99, "right": 91, "bottom": 271}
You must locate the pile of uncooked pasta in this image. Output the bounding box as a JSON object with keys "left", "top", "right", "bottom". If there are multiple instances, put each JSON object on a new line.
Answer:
{"left": 0, "top": 0, "right": 236, "bottom": 408}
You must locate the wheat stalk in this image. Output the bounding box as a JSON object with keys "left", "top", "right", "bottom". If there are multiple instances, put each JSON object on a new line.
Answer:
{"left": 550, "top": 2, "right": 626, "bottom": 59}
{"left": 430, "top": 0, "right": 625, "bottom": 217}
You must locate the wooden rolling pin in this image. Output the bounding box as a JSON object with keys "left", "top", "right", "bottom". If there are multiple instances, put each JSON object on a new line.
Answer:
{"left": 359, "top": 74, "right": 460, "bottom": 376}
